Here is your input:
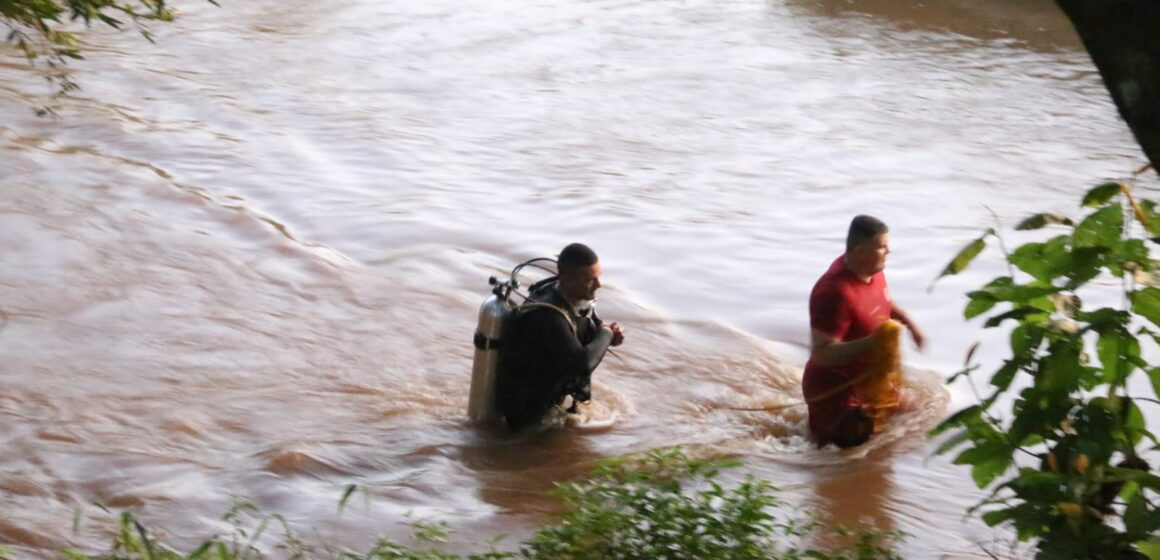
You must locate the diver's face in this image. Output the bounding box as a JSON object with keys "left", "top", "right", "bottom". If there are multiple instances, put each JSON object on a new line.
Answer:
{"left": 561, "top": 262, "right": 602, "bottom": 302}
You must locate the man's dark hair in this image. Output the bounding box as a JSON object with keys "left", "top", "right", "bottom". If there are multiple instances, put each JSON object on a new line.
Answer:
{"left": 846, "top": 215, "right": 889, "bottom": 252}
{"left": 558, "top": 243, "right": 599, "bottom": 276}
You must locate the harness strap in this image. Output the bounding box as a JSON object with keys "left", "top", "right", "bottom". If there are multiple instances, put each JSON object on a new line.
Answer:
{"left": 516, "top": 302, "right": 577, "bottom": 336}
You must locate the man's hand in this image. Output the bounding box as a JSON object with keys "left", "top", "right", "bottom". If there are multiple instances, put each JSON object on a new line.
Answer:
{"left": 608, "top": 322, "right": 626, "bottom": 347}
{"left": 907, "top": 323, "right": 926, "bottom": 350}
{"left": 891, "top": 305, "right": 925, "bottom": 351}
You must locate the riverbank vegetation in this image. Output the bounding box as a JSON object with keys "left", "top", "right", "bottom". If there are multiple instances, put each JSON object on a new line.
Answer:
{"left": 933, "top": 181, "right": 1160, "bottom": 559}
{"left": 1, "top": 0, "right": 211, "bottom": 113}
{"left": 928, "top": 3, "right": 1160, "bottom": 557}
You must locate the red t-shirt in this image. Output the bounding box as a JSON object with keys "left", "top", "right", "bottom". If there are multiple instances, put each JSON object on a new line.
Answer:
{"left": 802, "top": 255, "right": 892, "bottom": 445}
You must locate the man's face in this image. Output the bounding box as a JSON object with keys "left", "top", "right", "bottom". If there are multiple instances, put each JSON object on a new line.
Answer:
{"left": 561, "top": 262, "right": 602, "bottom": 302}
{"left": 852, "top": 233, "right": 890, "bottom": 274}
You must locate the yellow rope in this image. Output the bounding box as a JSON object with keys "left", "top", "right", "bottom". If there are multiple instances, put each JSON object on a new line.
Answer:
{"left": 726, "top": 321, "right": 902, "bottom": 419}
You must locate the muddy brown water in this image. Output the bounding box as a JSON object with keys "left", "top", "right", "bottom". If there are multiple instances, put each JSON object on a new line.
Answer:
{"left": 1, "top": 0, "right": 1157, "bottom": 557}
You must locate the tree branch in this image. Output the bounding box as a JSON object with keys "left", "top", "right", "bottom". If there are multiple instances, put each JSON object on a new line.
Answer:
{"left": 1055, "top": 0, "right": 1160, "bottom": 178}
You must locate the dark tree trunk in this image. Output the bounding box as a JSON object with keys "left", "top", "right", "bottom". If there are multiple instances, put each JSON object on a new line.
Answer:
{"left": 1055, "top": 0, "right": 1160, "bottom": 177}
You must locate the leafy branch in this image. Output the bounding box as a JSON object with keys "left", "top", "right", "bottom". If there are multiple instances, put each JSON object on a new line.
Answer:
{"left": 1, "top": 0, "right": 215, "bottom": 114}
{"left": 932, "top": 181, "right": 1160, "bottom": 558}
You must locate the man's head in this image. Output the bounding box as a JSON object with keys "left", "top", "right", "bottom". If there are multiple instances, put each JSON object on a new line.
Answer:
{"left": 557, "top": 243, "right": 602, "bottom": 304}
{"left": 845, "top": 215, "right": 890, "bottom": 278}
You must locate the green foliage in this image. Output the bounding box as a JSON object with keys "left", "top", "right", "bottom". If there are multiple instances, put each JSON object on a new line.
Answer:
{"left": 933, "top": 183, "right": 1160, "bottom": 559}
{"left": 60, "top": 449, "right": 904, "bottom": 560}
{"left": 936, "top": 228, "right": 995, "bottom": 280}
{"left": 1, "top": 0, "right": 213, "bottom": 113}
{"left": 523, "top": 448, "right": 902, "bottom": 560}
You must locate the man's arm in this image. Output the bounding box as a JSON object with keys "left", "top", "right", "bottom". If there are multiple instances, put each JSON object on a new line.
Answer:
{"left": 809, "top": 328, "right": 875, "bottom": 368}
{"left": 809, "top": 285, "right": 870, "bottom": 368}
{"left": 890, "top": 304, "right": 925, "bottom": 349}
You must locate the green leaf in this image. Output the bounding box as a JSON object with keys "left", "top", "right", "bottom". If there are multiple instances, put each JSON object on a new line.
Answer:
{"left": 964, "top": 294, "right": 998, "bottom": 319}
{"left": 1132, "top": 287, "right": 1160, "bottom": 327}
{"left": 934, "top": 430, "right": 973, "bottom": 456}
{"left": 984, "top": 307, "right": 1045, "bottom": 328}
{"left": 1082, "top": 182, "right": 1124, "bottom": 207}
{"left": 1096, "top": 328, "right": 1140, "bottom": 384}
{"left": 937, "top": 231, "right": 991, "bottom": 279}
{"left": 965, "top": 278, "right": 1017, "bottom": 316}
{"left": 1083, "top": 307, "right": 1130, "bottom": 332}
{"left": 1124, "top": 400, "right": 1147, "bottom": 447}
{"left": 1001, "top": 469, "right": 1068, "bottom": 502}
{"left": 1009, "top": 241, "right": 1057, "bottom": 282}
{"left": 953, "top": 441, "right": 1014, "bottom": 488}
{"left": 1011, "top": 324, "right": 1048, "bottom": 359}
{"left": 1037, "top": 339, "right": 1087, "bottom": 393}
{"left": 1108, "top": 466, "right": 1160, "bottom": 492}
{"left": 1015, "top": 213, "right": 1074, "bottom": 230}
{"left": 1120, "top": 480, "right": 1141, "bottom": 502}
{"left": 188, "top": 541, "right": 214, "bottom": 559}
{"left": 1115, "top": 238, "right": 1150, "bottom": 269}
{"left": 1064, "top": 246, "right": 1105, "bottom": 288}
{"left": 931, "top": 405, "right": 983, "bottom": 437}
{"left": 1074, "top": 203, "right": 1124, "bottom": 249}
{"left": 987, "top": 283, "right": 1061, "bottom": 303}
{"left": 1137, "top": 199, "right": 1160, "bottom": 236}
{"left": 981, "top": 508, "right": 1017, "bottom": 527}
{"left": 338, "top": 484, "right": 357, "bottom": 513}
{"left": 1138, "top": 540, "right": 1160, "bottom": 560}
{"left": 1150, "top": 367, "right": 1160, "bottom": 401}
{"left": 991, "top": 359, "right": 1025, "bottom": 391}
{"left": 984, "top": 276, "right": 1015, "bottom": 289}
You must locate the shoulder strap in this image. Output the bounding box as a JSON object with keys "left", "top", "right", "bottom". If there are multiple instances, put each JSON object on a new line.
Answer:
{"left": 516, "top": 302, "right": 577, "bottom": 336}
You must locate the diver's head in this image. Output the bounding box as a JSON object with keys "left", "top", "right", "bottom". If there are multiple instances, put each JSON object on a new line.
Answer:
{"left": 844, "top": 215, "right": 890, "bottom": 280}
{"left": 557, "top": 243, "right": 602, "bottom": 305}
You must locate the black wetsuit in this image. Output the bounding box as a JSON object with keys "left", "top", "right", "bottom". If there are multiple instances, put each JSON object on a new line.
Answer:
{"left": 497, "top": 282, "right": 613, "bottom": 430}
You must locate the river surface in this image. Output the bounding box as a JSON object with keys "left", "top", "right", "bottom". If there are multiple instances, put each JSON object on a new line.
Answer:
{"left": 2, "top": 0, "right": 1157, "bottom": 557}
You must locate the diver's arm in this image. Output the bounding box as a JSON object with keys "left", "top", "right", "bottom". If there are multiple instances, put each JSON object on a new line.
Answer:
{"left": 809, "top": 328, "right": 874, "bottom": 368}
{"left": 890, "top": 304, "right": 925, "bottom": 349}
{"left": 584, "top": 326, "right": 613, "bottom": 372}
{"left": 532, "top": 310, "right": 611, "bottom": 380}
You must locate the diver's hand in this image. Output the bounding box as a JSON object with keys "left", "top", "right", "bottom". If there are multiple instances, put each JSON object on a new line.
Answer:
{"left": 608, "top": 322, "right": 626, "bottom": 347}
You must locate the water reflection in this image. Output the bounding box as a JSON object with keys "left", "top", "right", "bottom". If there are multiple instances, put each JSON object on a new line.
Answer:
{"left": 457, "top": 426, "right": 603, "bottom": 515}
{"left": 808, "top": 460, "right": 896, "bottom": 550}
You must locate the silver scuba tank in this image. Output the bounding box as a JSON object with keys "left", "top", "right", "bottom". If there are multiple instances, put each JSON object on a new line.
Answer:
{"left": 468, "top": 278, "right": 514, "bottom": 424}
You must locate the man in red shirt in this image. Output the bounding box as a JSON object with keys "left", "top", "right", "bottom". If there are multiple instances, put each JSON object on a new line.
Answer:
{"left": 803, "top": 215, "right": 925, "bottom": 448}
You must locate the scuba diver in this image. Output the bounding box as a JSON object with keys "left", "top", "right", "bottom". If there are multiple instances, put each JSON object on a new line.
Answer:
{"left": 491, "top": 243, "right": 625, "bottom": 430}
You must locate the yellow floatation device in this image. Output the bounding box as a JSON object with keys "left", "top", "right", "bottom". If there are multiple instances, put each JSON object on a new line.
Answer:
{"left": 855, "top": 319, "right": 902, "bottom": 432}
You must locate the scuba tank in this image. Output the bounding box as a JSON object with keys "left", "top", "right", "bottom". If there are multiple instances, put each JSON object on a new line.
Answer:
{"left": 467, "top": 258, "right": 558, "bottom": 424}
{"left": 468, "top": 276, "right": 515, "bottom": 424}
